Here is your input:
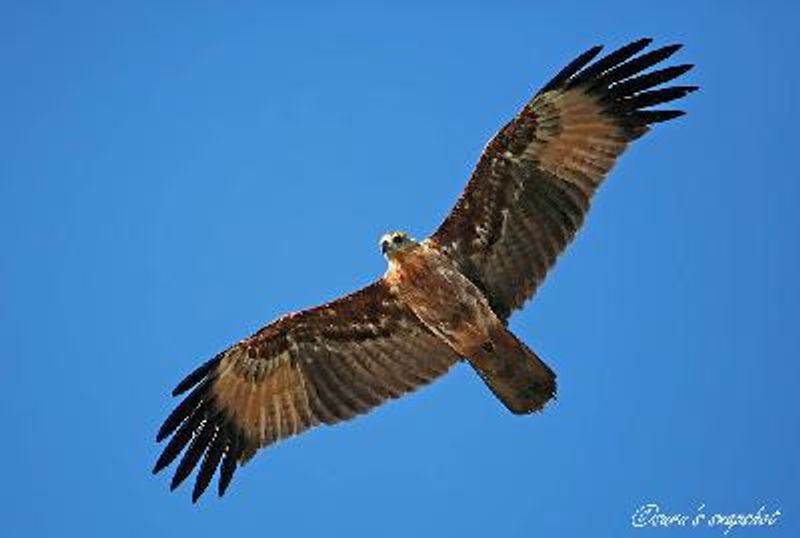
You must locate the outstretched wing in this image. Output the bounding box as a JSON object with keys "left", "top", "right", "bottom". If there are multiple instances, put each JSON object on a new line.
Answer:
{"left": 432, "top": 38, "right": 696, "bottom": 320}
{"left": 153, "top": 280, "right": 459, "bottom": 502}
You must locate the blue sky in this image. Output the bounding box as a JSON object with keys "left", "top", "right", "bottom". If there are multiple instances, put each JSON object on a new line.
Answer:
{"left": 2, "top": 2, "right": 798, "bottom": 536}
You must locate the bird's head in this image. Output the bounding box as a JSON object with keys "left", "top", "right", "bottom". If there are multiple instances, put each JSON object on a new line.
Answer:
{"left": 380, "top": 231, "right": 416, "bottom": 259}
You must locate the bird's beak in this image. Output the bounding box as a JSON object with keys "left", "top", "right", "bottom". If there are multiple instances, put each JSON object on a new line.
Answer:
{"left": 381, "top": 241, "right": 389, "bottom": 255}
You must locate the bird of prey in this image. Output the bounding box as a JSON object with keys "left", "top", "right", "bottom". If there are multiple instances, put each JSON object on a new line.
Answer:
{"left": 154, "top": 38, "right": 696, "bottom": 502}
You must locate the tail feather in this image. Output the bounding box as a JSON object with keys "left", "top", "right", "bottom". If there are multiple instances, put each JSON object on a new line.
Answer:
{"left": 467, "top": 327, "right": 556, "bottom": 414}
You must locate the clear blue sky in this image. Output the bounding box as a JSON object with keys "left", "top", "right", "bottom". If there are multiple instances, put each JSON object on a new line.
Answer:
{"left": 2, "top": 2, "right": 798, "bottom": 536}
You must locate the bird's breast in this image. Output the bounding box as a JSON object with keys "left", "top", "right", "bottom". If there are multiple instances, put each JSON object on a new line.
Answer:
{"left": 385, "top": 242, "right": 497, "bottom": 355}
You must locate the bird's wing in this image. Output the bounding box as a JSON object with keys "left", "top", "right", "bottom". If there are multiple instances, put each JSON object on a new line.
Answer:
{"left": 153, "top": 280, "right": 459, "bottom": 501}
{"left": 431, "top": 38, "right": 696, "bottom": 320}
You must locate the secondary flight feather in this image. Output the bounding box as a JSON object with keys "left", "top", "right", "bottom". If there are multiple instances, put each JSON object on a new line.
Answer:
{"left": 153, "top": 38, "right": 696, "bottom": 502}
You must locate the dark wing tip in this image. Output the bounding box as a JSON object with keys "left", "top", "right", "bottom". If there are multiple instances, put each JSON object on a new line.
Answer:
{"left": 154, "top": 353, "right": 249, "bottom": 502}
{"left": 542, "top": 38, "right": 697, "bottom": 135}
{"left": 154, "top": 399, "right": 246, "bottom": 501}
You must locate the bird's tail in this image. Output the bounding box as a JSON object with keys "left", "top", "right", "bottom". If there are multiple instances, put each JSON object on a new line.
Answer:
{"left": 467, "top": 326, "right": 556, "bottom": 414}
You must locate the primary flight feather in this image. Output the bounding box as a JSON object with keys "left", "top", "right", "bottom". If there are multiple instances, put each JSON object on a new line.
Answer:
{"left": 154, "top": 38, "right": 696, "bottom": 502}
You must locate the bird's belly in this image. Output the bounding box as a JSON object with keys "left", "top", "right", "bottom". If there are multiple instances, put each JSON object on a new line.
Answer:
{"left": 387, "top": 247, "right": 497, "bottom": 356}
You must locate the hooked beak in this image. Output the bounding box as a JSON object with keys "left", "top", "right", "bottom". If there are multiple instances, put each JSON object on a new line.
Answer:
{"left": 381, "top": 240, "right": 389, "bottom": 255}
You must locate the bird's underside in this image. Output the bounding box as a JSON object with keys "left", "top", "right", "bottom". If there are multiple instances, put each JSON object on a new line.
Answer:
{"left": 383, "top": 236, "right": 556, "bottom": 414}
{"left": 154, "top": 38, "right": 696, "bottom": 502}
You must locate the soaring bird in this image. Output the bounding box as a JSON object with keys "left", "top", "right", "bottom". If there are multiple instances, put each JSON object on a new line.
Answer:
{"left": 154, "top": 38, "right": 696, "bottom": 502}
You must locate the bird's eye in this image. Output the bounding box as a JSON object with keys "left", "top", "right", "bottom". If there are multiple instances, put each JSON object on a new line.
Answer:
{"left": 393, "top": 235, "right": 403, "bottom": 244}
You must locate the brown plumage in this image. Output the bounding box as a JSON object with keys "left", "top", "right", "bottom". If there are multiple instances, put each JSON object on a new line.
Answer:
{"left": 154, "top": 38, "right": 696, "bottom": 501}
